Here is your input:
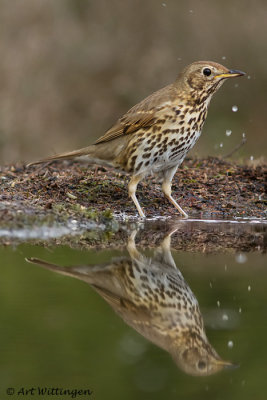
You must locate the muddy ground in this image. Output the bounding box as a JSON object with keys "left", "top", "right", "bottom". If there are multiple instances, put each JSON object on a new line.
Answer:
{"left": 0, "top": 157, "right": 266, "bottom": 252}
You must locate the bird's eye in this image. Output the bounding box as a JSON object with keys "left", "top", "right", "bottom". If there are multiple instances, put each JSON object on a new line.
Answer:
{"left": 198, "top": 360, "right": 207, "bottom": 370}
{"left": 203, "top": 68, "right": 211, "bottom": 77}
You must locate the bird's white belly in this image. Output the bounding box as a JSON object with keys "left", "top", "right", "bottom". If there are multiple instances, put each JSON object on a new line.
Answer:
{"left": 130, "top": 119, "right": 203, "bottom": 176}
{"left": 151, "top": 129, "right": 202, "bottom": 172}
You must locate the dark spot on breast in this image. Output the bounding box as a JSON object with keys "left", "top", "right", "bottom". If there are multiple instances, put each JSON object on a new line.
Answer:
{"left": 142, "top": 126, "right": 151, "bottom": 132}
{"left": 163, "top": 129, "right": 170, "bottom": 134}
{"left": 135, "top": 161, "right": 143, "bottom": 172}
{"left": 142, "top": 152, "right": 151, "bottom": 159}
{"left": 188, "top": 117, "right": 196, "bottom": 125}
{"left": 130, "top": 155, "right": 137, "bottom": 167}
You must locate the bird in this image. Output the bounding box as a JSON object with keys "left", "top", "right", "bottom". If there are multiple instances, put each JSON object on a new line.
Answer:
{"left": 28, "top": 61, "right": 245, "bottom": 218}
{"left": 26, "top": 229, "right": 234, "bottom": 376}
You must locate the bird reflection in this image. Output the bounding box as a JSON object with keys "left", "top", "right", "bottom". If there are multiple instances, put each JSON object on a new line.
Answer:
{"left": 26, "top": 229, "right": 233, "bottom": 376}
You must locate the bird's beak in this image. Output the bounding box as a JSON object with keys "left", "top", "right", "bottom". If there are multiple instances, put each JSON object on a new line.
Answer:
{"left": 214, "top": 359, "right": 239, "bottom": 370}
{"left": 214, "top": 69, "right": 246, "bottom": 79}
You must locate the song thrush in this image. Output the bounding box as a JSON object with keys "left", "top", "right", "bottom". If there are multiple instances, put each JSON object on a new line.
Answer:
{"left": 28, "top": 61, "right": 245, "bottom": 218}
{"left": 26, "top": 230, "right": 234, "bottom": 376}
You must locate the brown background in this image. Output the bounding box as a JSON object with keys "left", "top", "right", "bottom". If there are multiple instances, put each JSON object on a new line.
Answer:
{"left": 0, "top": 0, "right": 266, "bottom": 164}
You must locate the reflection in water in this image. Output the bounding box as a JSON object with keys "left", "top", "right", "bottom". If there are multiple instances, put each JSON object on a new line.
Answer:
{"left": 26, "top": 230, "right": 233, "bottom": 376}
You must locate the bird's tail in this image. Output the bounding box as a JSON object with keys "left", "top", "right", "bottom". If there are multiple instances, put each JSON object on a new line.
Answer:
{"left": 27, "top": 145, "right": 95, "bottom": 167}
{"left": 25, "top": 257, "right": 124, "bottom": 289}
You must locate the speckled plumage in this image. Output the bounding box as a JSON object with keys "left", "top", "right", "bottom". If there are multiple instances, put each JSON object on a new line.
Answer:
{"left": 27, "top": 230, "right": 233, "bottom": 376}
{"left": 28, "top": 61, "right": 245, "bottom": 218}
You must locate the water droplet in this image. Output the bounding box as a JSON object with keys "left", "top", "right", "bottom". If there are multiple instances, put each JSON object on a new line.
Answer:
{"left": 209, "top": 282, "right": 213, "bottom": 288}
{"left": 248, "top": 285, "right": 251, "bottom": 292}
{"left": 222, "top": 56, "right": 226, "bottom": 60}
{"left": 226, "top": 129, "right": 232, "bottom": 137}
{"left": 247, "top": 75, "right": 251, "bottom": 79}
{"left": 189, "top": 9, "right": 193, "bottom": 13}
{"left": 162, "top": 2, "right": 167, "bottom": 6}
{"left": 232, "top": 105, "right": 238, "bottom": 112}
{"left": 234, "top": 83, "right": 239, "bottom": 88}
{"left": 224, "top": 264, "right": 227, "bottom": 271}
{"left": 239, "top": 307, "right": 242, "bottom": 313}
{"left": 228, "top": 340, "right": 234, "bottom": 348}
{"left": 250, "top": 155, "right": 254, "bottom": 161}
{"left": 217, "top": 300, "right": 221, "bottom": 307}
{"left": 222, "top": 314, "right": 229, "bottom": 321}
{"left": 220, "top": 143, "right": 223, "bottom": 148}
{"left": 236, "top": 253, "right": 247, "bottom": 264}
{"left": 242, "top": 132, "right": 246, "bottom": 138}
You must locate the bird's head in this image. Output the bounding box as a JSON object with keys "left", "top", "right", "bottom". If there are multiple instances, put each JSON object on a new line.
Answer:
{"left": 171, "top": 335, "right": 236, "bottom": 376}
{"left": 177, "top": 61, "right": 245, "bottom": 100}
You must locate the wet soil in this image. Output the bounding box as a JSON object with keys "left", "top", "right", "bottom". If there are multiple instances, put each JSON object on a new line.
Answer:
{"left": 0, "top": 157, "right": 266, "bottom": 252}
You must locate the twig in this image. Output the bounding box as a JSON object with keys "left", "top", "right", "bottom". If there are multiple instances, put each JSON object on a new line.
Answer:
{"left": 223, "top": 137, "right": 247, "bottom": 159}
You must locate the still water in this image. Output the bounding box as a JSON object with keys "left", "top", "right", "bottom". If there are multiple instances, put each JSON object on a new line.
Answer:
{"left": 0, "top": 220, "right": 267, "bottom": 399}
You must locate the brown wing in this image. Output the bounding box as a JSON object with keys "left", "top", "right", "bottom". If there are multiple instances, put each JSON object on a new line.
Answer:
{"left": 94, "top": 83, "right": 175, "bottom": 145}
{"left": 92, "top": 284, "right": 151, "bottom": 321}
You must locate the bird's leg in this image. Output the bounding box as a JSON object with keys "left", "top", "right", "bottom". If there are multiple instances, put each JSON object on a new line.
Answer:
{"left": 154, "top": 227, "right": 178, "bottom": 269}
{"left": 127, "top": 230, "right": 142, "bottom": 260}
{"left": 161, "top": 227, "right": 178, "bottom": 251}
{"left": 128, "top": 174, "right": 146, "bottom": 218}
{"left": 162, "top": 167, "right": 188, "bottom": 218}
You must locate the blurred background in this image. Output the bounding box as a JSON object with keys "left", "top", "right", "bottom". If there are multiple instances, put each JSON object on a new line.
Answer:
{"left": 0, "top": 0, "right": 266, "bottom": 164}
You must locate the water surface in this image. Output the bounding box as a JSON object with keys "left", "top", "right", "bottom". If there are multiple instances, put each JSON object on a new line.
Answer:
{"left": 0, "top": 219, "right": 266, "bottom": 399}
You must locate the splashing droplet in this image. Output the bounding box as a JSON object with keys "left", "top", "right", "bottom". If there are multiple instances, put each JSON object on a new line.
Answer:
{"left": 222, "top": 56, "right": 226, "bottom": 60}
{"left": 222, "top": 314, "right": 229, "bottom": 321}
{"left": 226, "top": 129, "right": 232, "bottom": 137}
{"left": 217, "top": 300, "right": 221, "bottom": 307}
{"left": 236, "top": 253, "right": 247, "bottom": 264}
{"left": 250, "top": 155, "right": 254, "bottom": 161}
{"left": 220, "top": 143, "right": 223, "bottom": 148}
{"left": 248, "top": 285, "right": 251, "bottom": 292}
{"left": 232, "top": 105, "right": 238, "bottom": 112}
{"left": 228, "top": 340, "right": 234, "bottom": 348}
